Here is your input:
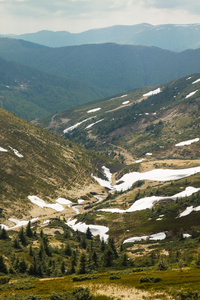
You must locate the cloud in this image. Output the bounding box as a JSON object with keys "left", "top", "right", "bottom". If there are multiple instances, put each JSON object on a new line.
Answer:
{"left": 142, "top": 0, "right": 200, "bottom": 14}
{"left": 1, "top": 0, "right": 200, "bottom": 34}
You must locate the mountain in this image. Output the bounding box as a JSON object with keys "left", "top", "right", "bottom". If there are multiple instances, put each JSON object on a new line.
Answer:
{"left": 1, "top": 38, "right": 200, "bottom": 96}
{"left": 1, "top": 74, "right": 200, "bottom": 298}
{"left": 38, "top": 72, "right": 200, "bottom": 164}
{"left": 0, "top": 56, "right": 109, "bottom": 120}
{"left": 0, "top": 108, "right": 119, "bottom": 225}
{"left": 8, "top": 23, "right": 200, "bottom": 52}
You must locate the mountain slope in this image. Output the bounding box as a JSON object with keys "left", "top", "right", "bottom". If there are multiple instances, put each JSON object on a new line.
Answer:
{"left": 0, "top": 56, "right": 109, "bottom": 120}
{"left": 0, "top": 108, "right": 116, "bottom": 225}
{"left": 2, "top": 38, "right": 200, "bottom": 95}
{"left": 10, "top": 23, "right": 200, "bottom": 52}
{"left": 39, "top": 73, "right": 200, "bottom": 164}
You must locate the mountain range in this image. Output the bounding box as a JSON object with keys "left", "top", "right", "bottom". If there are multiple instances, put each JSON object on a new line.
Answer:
{"left": 1, "top": 38, "right": 200, "bottom": 100}
{"left": 5, "top": 23, "right": 200, "bottom": 52}
{"left": 1, "top": 25, "right": 200, "bottom": 298}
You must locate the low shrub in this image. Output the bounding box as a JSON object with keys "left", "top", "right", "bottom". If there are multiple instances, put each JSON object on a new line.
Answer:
{"left": 173, "top": 290, "right": 200, "bottom": 300}
{"left": 109, "top": 275, "right": 121, "bottom": 280}
{"left": 139, "top": 276, "right": 162, "bottom": 283}
{"left": 72, "top": 275, "right": 99, "bottom": 282}
{"left": 0, "top": 276, "right": 10, "bottom": 285}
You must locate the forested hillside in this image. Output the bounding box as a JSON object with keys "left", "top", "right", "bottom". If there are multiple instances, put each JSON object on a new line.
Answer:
{"left": 0, "top": 57, "right": 108, "bottom": 120}
{"left": 1, "top": 38, "right": 200, "bottom": 95}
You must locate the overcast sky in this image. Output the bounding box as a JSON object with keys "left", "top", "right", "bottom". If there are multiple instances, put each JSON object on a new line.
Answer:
{"left": 1, "top": 0, "right": 200, "bottom": 35}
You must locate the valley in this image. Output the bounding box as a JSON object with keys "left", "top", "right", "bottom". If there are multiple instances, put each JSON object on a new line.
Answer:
{"left": 1, "top": 34, "right": 200, "bottom": 300}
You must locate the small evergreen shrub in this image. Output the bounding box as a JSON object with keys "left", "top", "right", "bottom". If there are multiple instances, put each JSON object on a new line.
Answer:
{"left": 139, "top": 276, "right": 162, "bottom": 283}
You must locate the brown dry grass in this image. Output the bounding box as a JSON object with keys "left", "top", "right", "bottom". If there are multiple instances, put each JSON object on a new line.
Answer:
{"left": 87, "top": 283, "right": 173, "bottom": 300}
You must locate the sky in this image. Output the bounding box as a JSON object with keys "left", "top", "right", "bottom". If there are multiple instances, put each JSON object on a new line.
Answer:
{"left": 1, "top": 0, "right": 200, "bottom": 35}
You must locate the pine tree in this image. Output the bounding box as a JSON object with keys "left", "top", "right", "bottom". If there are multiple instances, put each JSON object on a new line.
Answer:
{"left": 0, "top": 255, "right": 8, "bottom": 274}
{"left": 108, "top": 238, "right": 118, "bottom": 258}
{"left": 18, "top": 256, "right": 27, "bottom": 273}
{"left": 100, "top": 239, "right": 105, "bottom": 252}
{"left": 18, "top": 227, "right": 26, "bottom": 246}
{"left": 86, "top": 227, "right": 92, "bottom": 240}
{"left": 26, "top": 221, "right": 33, "bottom": 238}
{"left": 102, "top": 247, "right": 114, "bottom": 267}
{"left": 78, "top": 253, "right": 86, "bottom": 274}
{"left": 92, "top": 251, "right": 98, "bottom": 266}
{"left": 0, "top": 227, "right": 8, "bottom": 239}
{"left": 64, "top": 243, "right": 72, "bottom": 256}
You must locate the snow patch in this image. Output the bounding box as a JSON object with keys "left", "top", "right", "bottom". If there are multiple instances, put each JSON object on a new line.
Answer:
{"left": 192, "top": 78, "right": 200, "bottom": 84}
{"left": 78, "top": 199, "right": 85, "bottom": 204}
{"left": 56, "top": 198, "right": 72, "bottom": 206}
{"left": 185, "top": 90, "right": 198, "bottom": 98}
{"left": 123, "top": 232, "right": 166, "bottom": 244}
{"left": 135, "top": 159, "right": 145, "bottom": 163}
{"left": 175, "top": 138, "right": 199, "bottom": 147}
{"left": 85, "top": 119, "right": 104, "bottom": 129}
{"left": 143, "top": 88, "right": 161, "bottom": 97}
{"left": 178, "top": 205, "right": 200, "bottom": 218}
{"left": 122, "top": 100, "right": 130, "bottom": 105}
{"left": 9, "top": 146, "right": 23, "bottom": 158}
{"left": 63, "top": 118, "right": 89, "bottom": 134}
{"left": 28, "top": 195, "right": 64, "bottom": 212}
{"left": 0, "top": 147, "right": 8, "bottom": 152}
{"left": 66, "top": 218, "right": 109, "bottom": 241}
{"left": 99, "top": 187, "right": 200, "bottom": 213}
{"left": 87, "top": 108, "right": 101, "bottom": 113}
{"left": 1, "top": 218, "right": 39, "bottom": 230}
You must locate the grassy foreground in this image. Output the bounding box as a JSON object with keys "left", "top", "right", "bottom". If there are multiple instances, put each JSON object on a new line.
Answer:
{"left": 1, "top": 269, "right": 200, "bottom": 299}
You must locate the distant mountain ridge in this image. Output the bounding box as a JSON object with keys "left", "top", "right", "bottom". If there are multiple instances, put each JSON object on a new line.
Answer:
{"left": 0, "top": 56, "right": 109, "bottom": 120}
{"left": 1, "top": 38, "right": 200, "bottom": 96}
{"left": 5, "top": 23, "right": 200, "bottom": 52}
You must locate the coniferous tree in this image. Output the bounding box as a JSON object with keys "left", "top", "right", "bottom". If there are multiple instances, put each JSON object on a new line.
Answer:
{"left": 18, "top": 227, "right": 27, "bottom": 246}
{"left": 102, "top": 247, "right": 114, "bottom": 267}
{"left": 0, "top": 255, "right": 8, "bottom": 274}
{"left": 26, "top": 221, "right": 33, "bottom": 238}
{"left": 100, "top": 239, "right": 105, "bottom": 252}
{"left": 18, "top": 256, "right": 27, "bottom": 273}
{"left": 78, "top": 253, "right": 86, "bottom": 274}
{"left": 13, "top": 237, "right": 21, "bottom": 249}
{"left": 64, "top": 243, "right": 72, "bottom": 256}
{"left": 108, "top": 238, "right": 118, "bottom": 258}
{"left": 92, "top": 251, "right": 98, "bottom": 267}
{"left": 42, "top": 236, "right": 51, "bottom": 256}
{"left": 0, "top": 227, "right": 8, "bottom": 239}
{"left": 86, "top": 227, "right": 92, "bottom": 240}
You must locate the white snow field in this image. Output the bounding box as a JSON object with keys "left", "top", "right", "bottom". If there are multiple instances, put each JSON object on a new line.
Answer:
{"left": 85, "top": 119, "right": 104, "bottom": 129}
{"left": 0, "top": 218, "right": 39, "bottom": 230}
{"left": 0, "top": 146, "right": 8, "bottom": 152}
{"left": 178, "top": 205, "right": 200, "bottom": 218}
{"left": 93, "top": 166, "right": 200, "bottom": 192}
{"left": 175, "top": 138, "right": 199, "bottom": 147}
{"left": 91, "top": 165, "right": 113, "bottom": 190}
{"left": 87, "top": 108, "right": 101, "bottom": 113}
{"left": 99, "top": 186, "right": 200, "bottom": 214}
{"left": 123, "top": 232, "right": 166, "bottom": 244}
{"left": 9, "top": 146, "right": 23, "bottom": 158}
{"left": 66, "top": 218, "right": 109, "bottom": 241}
{"left": 28, "top": 195, "right": 68, "bottom": 212}
{"left": 185, "top": 90, "right": 198, "bottom": 98}
{"left": 135, "top": 159, "right": 145, "bottom": 163}
{"left": 63, "top": 118, "right": 89, "bottom": 134}
{"left": 143, "top": 88, "right": 161, "bottom": 97}
{"left": 192, "top": 78, "right": 200, "bottom": 84}
{"left": 122, "top": 100, "right": 130, "bottom": 105}
{"left": 56, "top": 198, "right": 72, "bottom": 206}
